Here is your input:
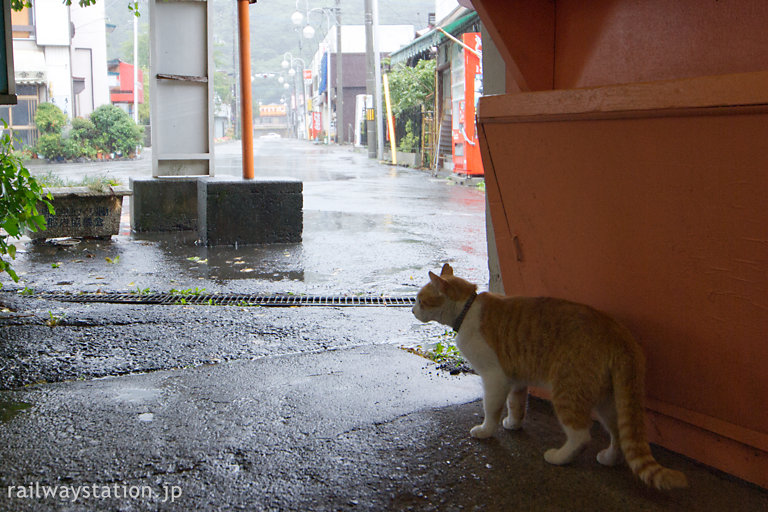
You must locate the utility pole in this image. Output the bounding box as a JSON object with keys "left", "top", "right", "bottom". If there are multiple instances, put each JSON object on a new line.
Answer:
{"left": 364, "top": 0, "right": 376, "bottom": 158}
{"left": 133, "top": 8, "right": 139, "bottom": 124}
{"left": 237, "top": 0, "right": 254, "bottom": 179}
{"left": 372, "top": 0, "right": 383, "bottom": 160}
{"left": 335, "top": 0, "right": 343, "bottom": 143}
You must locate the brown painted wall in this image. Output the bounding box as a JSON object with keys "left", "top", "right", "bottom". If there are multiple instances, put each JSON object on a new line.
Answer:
{"left": 554, "top": 0, "right": 768, "bottom": 88}
{"left": 474, "top": 0, "right": 768, "bottom": 488}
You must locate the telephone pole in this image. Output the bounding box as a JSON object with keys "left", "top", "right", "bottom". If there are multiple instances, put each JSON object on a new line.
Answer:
{"left": 335, "top": 0, "right": 344, "bottom": 143}
{"left": 364, "top": 0, "right": 382, "bottom": 158}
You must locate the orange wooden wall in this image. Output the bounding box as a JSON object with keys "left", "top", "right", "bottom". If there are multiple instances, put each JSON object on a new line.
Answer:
{"left": 474, "top": 0, "right": 768, "bottom": 488}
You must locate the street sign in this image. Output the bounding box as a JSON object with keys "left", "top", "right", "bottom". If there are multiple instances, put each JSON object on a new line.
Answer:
{"left": 303, "top": 69, "right": 312, "bottom": 81}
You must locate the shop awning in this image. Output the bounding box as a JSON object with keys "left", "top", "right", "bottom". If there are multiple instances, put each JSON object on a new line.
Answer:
{"left": 389, "top": 11, "right": 479, "bottom": 65}
{"left": 13, "top": 48, "right": 47, "bottom": 84}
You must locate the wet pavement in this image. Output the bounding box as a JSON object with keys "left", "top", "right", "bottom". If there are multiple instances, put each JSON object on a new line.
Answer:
{"left": 12, "top": 139, "right": 488, "bottom": 295}
{"left": 1, "top": 139, "right": 766, "bottom": 510}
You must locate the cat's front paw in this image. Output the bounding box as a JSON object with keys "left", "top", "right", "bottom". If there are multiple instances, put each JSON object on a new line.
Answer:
{"left": 502, "top": 416, "right": 523, "bottom": 431}
{"left": 470, "top": 424, "right": 495, "bottom": 439}
{"left": 597, "top": 447, "right": 622, "bottom": 466}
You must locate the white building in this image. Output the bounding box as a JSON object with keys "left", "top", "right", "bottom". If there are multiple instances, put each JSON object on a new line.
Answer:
{"left": 5, "top": 0, "right": 109, "bottom": 147}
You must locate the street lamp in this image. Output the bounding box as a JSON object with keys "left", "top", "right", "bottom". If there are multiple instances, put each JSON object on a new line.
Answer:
{"left": 282, "top": 52, "right": 308, "bottom": 140}
{"left": 290, "top": 10, "right": 304, "bottom": 26}
{"left": 290, "top": 4, "right": 342, "bottom": 144}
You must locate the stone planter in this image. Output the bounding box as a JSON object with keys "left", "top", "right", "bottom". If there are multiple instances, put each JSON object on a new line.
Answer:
{"left": 29, "top": 186, "right": 131, "bottom": 240}
{"left": 396, "top": 151, "right": 421, "bottom": 168}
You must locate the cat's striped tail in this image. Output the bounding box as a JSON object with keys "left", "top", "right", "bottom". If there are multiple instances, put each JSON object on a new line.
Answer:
{"left": 612, "top": 351, "right": 689, "bottom": 490}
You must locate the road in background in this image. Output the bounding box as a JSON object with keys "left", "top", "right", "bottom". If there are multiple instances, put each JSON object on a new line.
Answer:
{"left": 16, "top": 138, "right": 488, "bottom": 297}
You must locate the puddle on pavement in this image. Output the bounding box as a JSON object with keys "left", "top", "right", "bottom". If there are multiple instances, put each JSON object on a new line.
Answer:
{"left": 137, "top": 412, "right": 154, "bottom": 422}
{"left": 114, "top": 387, "right": 162, "bottom": 403}
{"left": 133, "top": 231, "right": 306, "bottom": 283}
{"left": 0, "top": 400, "right": 32, "bottom": 422}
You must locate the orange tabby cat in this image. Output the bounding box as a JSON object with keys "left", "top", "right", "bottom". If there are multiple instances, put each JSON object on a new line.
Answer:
{"left": 412, "top": 264, "right": 687, "bottom": 490}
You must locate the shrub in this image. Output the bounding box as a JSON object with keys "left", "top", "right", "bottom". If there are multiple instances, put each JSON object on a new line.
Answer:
{"left": 71, "top": 117, "right": 97, "bottom": 142}
{"left": 89, "top": 105, "right": 143, "bottom": 156}
{"left": 35, "top": 133, "right": 65, "bottom": 160}
{"left": 0, "top": 122, "right": 54, "bottom": 287}
{"left": 34, "top": 103, "right": 67, "bottom": 135}
{"left": 399, "top": 119, "right": 419, "bottom": 153}
{"left": 69, "top": 117, "right": 97, "bottom": 158}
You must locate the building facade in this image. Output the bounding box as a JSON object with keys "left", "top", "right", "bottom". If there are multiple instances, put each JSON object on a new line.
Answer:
{"left": 4, "top": 0, "right": 109, "bottom": 148}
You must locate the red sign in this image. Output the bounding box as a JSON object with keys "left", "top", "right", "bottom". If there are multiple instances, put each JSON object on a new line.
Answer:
{"left": 310, "top": 111, "right": 322, "bottom": 140}
{"left": 303, "top": 69, "right": 312, "bottom": 81}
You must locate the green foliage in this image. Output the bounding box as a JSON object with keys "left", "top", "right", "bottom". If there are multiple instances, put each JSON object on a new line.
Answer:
{"left": 71, "top": 117, "right": 98, "bottom": 142}
{"left": 82, "top": 175, "right": 122, "bottom": 193}
{"left": 35, "top": 171, "right": 66, "bottom": 188}
{"left": 398, "top": 119, "right": 419, "bottom": 153}
{"left": 10, "top": 0, "right": 31, "bottom": 11}
{"left": 90, "top": 105, "right": 144, "bottom": 156}
{"left": 70, "top": 117, "right": 98, "bottom": 159}
{"left": 387, "top": 60, "right": 436, "bottom": 117}
{"left": 34, "top": 103, "right": 67, "bottom": 135}
{"left": 35, "top": 133, "right": 64, "bottom": 160}
{"left": 0, "top": 123, "right": 54, "bottom": 287}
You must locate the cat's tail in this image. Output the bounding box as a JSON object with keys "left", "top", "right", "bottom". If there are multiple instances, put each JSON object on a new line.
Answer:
{"left": 611, "top": 350, "right": 689, "bottom": 490}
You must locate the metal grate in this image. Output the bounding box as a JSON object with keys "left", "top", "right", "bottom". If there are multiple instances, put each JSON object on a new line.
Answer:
{"left": 33, "top": 291, "right": 415, "bottom": 308}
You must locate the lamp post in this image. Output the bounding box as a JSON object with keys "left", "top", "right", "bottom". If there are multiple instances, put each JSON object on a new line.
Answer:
{"left": 291, "top": 4, "right": 342, "bottom": 144}
{"left": 282, "top": 53, "right": 308, "bottom": 140}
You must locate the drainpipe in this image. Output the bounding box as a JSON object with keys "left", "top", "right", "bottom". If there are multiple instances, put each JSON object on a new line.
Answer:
{"left": 238, "top": 0, "right": 255, "bottom": 179}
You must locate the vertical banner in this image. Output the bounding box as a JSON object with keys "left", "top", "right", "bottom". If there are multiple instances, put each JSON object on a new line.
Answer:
{"left": 462, "top": 32, "right": 484, "bottom": 176}
{"left": 311, "top": 111, "right": 323, "bottom": 140}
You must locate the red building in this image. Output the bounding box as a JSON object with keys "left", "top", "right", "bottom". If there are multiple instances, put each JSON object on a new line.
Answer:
{"left": 108, "top": 59, "right": 143, "bottom": 117}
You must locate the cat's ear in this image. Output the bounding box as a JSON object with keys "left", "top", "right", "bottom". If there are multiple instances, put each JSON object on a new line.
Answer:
{"left": 441, "top": 263, "right": 454, "bottom": 276}
{"left": 429, "top": 271, "right": 449, "bottom": 293}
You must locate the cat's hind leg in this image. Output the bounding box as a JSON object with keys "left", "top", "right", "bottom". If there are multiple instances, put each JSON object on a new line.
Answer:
{"left": 594, "top": 397, "right": 622, "bottom": 466}
{"left": 502, "top": 386, "right": 528, "bottom": 430}
{"left": 545, "top": 391, "right": 592, "bottom": 465}
{"left": 470, "top": 371, "right": 510, "bottom": 439}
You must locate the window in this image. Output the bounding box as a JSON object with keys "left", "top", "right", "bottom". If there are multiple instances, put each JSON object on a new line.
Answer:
{"left": 0, "top": 84, "right": 40, "bottom": 149}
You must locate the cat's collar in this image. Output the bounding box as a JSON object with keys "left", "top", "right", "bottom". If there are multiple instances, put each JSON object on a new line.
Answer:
{"left": 452, "top": 292, "right": 478, "bottom": 332}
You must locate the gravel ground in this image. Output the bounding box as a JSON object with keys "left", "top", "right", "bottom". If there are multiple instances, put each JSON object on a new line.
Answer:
{"left": 0, "top": 293, "right": 445, "bottom": 390}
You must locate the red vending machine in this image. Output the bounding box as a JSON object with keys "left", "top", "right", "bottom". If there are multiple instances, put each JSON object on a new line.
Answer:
{"left": 451, "top": 32, "right": 484, "bottom": 176}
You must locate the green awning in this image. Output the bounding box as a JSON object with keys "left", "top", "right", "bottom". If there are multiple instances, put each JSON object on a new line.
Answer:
{"left": 389, "top": 11, "right": 480, "bottom": 65}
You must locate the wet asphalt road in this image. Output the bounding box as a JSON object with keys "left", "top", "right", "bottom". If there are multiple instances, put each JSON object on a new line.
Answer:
{"left": 1, "top": 139, "right": 487, "bottom": 389}
{"left": 1, "top": 140, "right": 766, "bottom": 510}
{"left": 14, "top": 139, "right": 489, "bottom": 295}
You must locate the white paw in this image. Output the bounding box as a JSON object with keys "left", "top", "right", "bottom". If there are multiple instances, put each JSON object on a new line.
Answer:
{"left": 470, "top": 424, "right": 495, "bottom": 439}
{"left": 502, "top": 416, "right": 522, "bottom": 431}
{"left": 597, "top": 448, "right": 621, "bottom": 466}
{"left": 544, "top": 448, "right": 570, "bottom": 465}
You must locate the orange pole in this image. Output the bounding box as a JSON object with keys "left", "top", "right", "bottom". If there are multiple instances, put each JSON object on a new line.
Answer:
{"left": 238, "top": 0, "right": 254, "bottom": 179}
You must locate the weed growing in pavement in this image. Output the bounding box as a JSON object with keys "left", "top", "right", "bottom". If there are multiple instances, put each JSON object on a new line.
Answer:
{"left": 403, "top": 330, "right": 467, "bottom": 369}
{"left": 46, "top": 311, "right": 65, "bottom": 327}
{"left": 169, "top": 287, "right": 206, "bottom": 296}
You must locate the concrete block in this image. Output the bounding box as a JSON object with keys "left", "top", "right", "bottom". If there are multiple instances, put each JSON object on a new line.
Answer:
{"left": 30, "top": 187, "right": 129, "bottom": 240}
{"left": 130, "top": 177, "right": 199, "bottom": 232}
{"left": 198, "top": 177, "right": 303, "bottom": 246}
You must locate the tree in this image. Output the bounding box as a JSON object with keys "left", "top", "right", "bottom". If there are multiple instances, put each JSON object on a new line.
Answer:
{"left": 386, "top": 59, "right": 436, "bottom": 117}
